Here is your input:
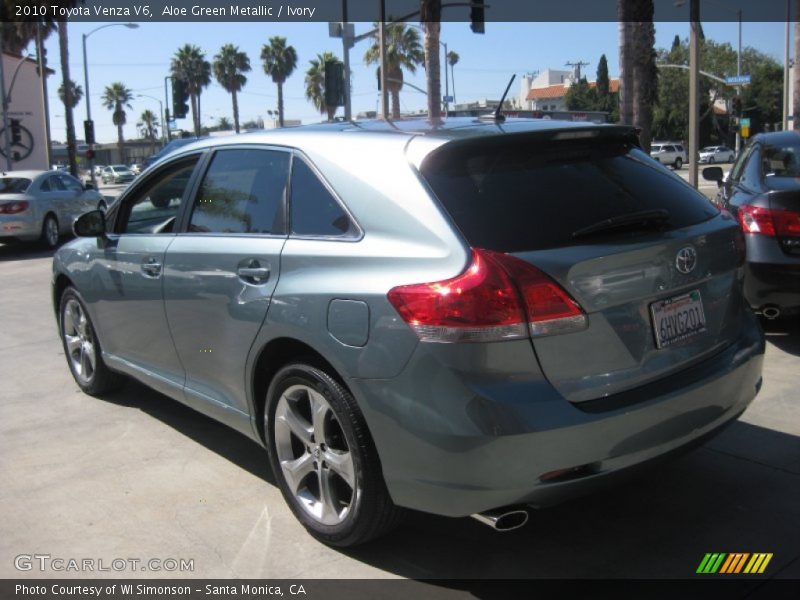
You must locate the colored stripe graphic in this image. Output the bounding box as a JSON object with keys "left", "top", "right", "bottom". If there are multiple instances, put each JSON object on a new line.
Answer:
{"left": 720, "top": 553, "right": 750, "bottom": 574}
{"left": 744, "top": 553, "right": 773, "bottom": 574}
{"left": 697, "top": 553, "right": 728, "bottom": 574}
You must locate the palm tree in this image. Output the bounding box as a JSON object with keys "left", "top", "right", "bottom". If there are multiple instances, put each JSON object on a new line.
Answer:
{"left": 57, "top": 22, "right": 79, "bottom": 176}
{"left": 618, "top": 0, "right": 634, "bottom": 125}
{"left": 631, "top": 1, "right": 658, "bottom": 151}
{"left": 261, "top": 36, "right": 297, "bottom": 128}
{"left": 101, "top": 82, "right": 133, "bottom": 161}
{"left": 364, "top": 23, "right": 424, "bottom": 119}
{"left": 58, "top": 80, "right": 83, "bottom": 110}
{"left": 171, "top": 44, "right": 211, "bottom": 137}
{"left": 137, "top": 109, "right": 159, "bottom": 154}
{"left": 447, "top": 50, "right": 459, "bottom": 105}
{"left": 421, "top": 0, "right": 442, "bottom": 123}
{"left": 305, "top": 52, "right": 341, "bottom": 122}
{"left": 213, "top": 44, "right": 251, "bottom": 134}
{"left": 216, "top": 116, "right": 233, "bottom": 130}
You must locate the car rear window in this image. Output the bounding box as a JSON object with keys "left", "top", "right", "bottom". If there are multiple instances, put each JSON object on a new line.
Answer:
{"left": 0, "top": 178, "right": 31, "bottom": 193}
{"left": 419, "top": 135, "right": 719, "bottom": 252}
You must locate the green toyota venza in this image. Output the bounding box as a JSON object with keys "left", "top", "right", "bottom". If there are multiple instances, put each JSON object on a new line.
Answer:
{"left": 52, "top": 119, "right": 764, "bottom": 546}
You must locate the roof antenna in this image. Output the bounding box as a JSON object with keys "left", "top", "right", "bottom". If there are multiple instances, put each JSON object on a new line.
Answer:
{"left": 481, "top": 74, "right": 515, "bottom": 123}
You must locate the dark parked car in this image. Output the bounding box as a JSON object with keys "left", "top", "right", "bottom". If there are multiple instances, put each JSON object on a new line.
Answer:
{"left": 704, "top": 130, "right": 800, "bottom": 318}
{"left": 53, "top": 119, "right": 764, "bottom": 546}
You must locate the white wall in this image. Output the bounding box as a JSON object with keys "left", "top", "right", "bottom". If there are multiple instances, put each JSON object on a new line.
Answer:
{"left": 1, "top": 54, "right": 48, "bottom": 171}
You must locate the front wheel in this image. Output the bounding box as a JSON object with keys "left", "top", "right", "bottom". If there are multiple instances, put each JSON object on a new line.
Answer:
{"left": 728, "top": 154, "right": 735, "bottom": 162}
{"left": 59, "top": 288, "right": 124, "bottom": 395}
{"left": 674, "top": 157, "right": 683, "bottom": 170}
{"left": 265, "top": 363, "right": 402, "bottom": 547}
{"left": 708, "top": 156, "right": 715, "bottom": 164}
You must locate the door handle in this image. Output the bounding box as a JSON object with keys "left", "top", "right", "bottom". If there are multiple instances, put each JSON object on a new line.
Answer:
{"left": 141, "top": 257, "right": 162, "bottom": 277}
{"left": 237, "top": 266, "right": 270, "bottom": 283}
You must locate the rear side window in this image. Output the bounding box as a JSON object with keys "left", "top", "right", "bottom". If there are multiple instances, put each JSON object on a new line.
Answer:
{"left": 189, "top": 149, "right": 290, "bottom": 234}
{"left": 290, "top": 157, "right": 353, "bottom": 237}
{"left": 420, "top": 136, "right": 719, "bottom": 253}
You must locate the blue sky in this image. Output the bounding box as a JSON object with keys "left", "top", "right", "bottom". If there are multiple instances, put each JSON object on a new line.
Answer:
{"left": 42, "top": 20, "right": 791, "bottom": 144}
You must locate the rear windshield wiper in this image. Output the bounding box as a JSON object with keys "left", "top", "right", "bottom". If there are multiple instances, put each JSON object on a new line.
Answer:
{"left": 571, "top": 209, "right": 671, "bottom": 239}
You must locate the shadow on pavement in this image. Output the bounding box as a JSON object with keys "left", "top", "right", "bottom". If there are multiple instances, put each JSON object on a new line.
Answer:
{"left": 94, "top": 379, "right": 799, "bottom": 579}
{"left": 762, "top": 316, "right": 800, "bottom": 357}
{"left": 0, "top": 242, "right": 55, "bottom": 262}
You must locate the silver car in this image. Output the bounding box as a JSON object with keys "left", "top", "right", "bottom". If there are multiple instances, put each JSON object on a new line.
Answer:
{"left": 52, "top": 119, "right": 764, "bottom": 546}
{"left": 650, "top": 141, "right": 688, "bottom": 169}
{"left": 0, "top": 170, "right": 103, "bottom": 249}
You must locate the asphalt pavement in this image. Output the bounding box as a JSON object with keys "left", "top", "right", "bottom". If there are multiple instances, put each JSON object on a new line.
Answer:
{"left": 0, "top": 238, "right": 798, "bottom": 582}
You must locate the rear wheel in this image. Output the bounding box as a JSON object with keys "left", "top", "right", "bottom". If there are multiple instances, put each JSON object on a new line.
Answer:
{"left": 265, "top": 363, "right": 402, "bottom": 547}
{"left": 709, "top": 156, "right": 715, "bottom": 164}
{"left": 59, "top": 288, "right": 124, "bottom": 395}
{"left": 728, "top": 154, "right": 735, "bottom": 162}
{"left": 674, "top": 157, "right": 683, "bottom": 170}
{"left": 40, "top": 214, "right": 59, "bottom": 249}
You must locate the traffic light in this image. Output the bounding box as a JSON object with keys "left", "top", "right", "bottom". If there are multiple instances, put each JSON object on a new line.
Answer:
{"left": 9, "top": 119, "right": 21, "bottom": 144}
{"left": 84, "top": 120, "right": 95, "bottom": 145}
{"left": 470, "top": 0, "right": 485, "bottom": 34}
{"left": 85, "top": 149, "right": 95, "bottom": 160}
{"left": 324, "top": 60, "right": 345, "bottom": 108}
{"left": 731, "top": 96, "right": 742, "bottom": 117}
{"left": 172, "top": 79, "right": 189, "bottom": 119}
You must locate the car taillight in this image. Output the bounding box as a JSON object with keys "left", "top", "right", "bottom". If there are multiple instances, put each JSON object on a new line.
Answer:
{"left": 387, "top": 248, "right": 587, "bottom": 343}
{"left": 0, "top": 201, "right": 29, "bottom": 214}
{"left": 738, "top": 204, "right": 800, "bottom": 237}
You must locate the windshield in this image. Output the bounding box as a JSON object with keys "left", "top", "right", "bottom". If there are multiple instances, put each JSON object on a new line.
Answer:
{"left": 0, "top": 178, "right": 31, "bottom": 194}
{"left": 763, "top": 142, "right": 800, "bottom": 177}
{"left": 112, "top": 165, "right": 131, "bottom": 171}
{"left": 650, "top": 145, "right": 661, "bottom": 152}
{"left": 701, "top": 147, "right": 716, "bottom": 152}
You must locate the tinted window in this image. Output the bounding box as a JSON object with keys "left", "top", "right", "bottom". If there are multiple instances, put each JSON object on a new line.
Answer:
{"left": 290, "top": 158, "right": 352, "bottom": 237}
{"left": 188, "top": 149, "right": 289, "bottom": 234}
{"left": 675, "top": 145, "right": 684, "bottom": 152}
{"left": 651, "top": 145, "right": 661, "bottom": 152}
{"left": 762, "top": 141, "right": 800, "bottom": 177}
{"left": 664, "top": 145, "right": 675, "bottom": 152}
{"left": 420, "top": 136, "right": 719, "bottom": 253}
{"left": 59, "top": 175, "right": 83, "bottom": 193}
{"left": 47, "top": 176, "right": 66, "bottom": 191}
{"left": 731, "top": 141, "right": 755, "bottom": 182}
{"left": 119, "top": 157, "right": 199, "bottom": 234}
{"left": 0, "top": 178, "right": 31, "bottom": 193}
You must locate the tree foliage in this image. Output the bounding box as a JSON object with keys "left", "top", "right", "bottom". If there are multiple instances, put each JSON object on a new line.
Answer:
{"left": 364, "top": 22, "right": 424, "bottom": 119}
{"left": 213, "top": 44, "right": 250, "bottom": 134}
{"left": 171, "top": 44, "right": 212, "bottom": 137}
{"left": 305, "top": 52, "right": 341, "bottom": 122}
{"left": 261, "top": 36, "right": 298, "bottom": 128}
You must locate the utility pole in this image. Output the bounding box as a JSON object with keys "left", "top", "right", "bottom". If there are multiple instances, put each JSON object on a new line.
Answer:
{"left": 689, "top": 0, "right": 700, "bottom": 188}
{"left": 735, "top": 9, "right": 742, "bottom": 153}
{"left": 164, "top": 76, "right": 172, "bottom": 142}
{"left": 36, "top": 25, "right": 53, "bottom": 169}
{"left": 565, "top": 60, "right": 589, "bottom": 81}
{"left": 0, "top": 27, "right": 12, "bottom": 171}
{"left": 783, "top": 0, "right": 790, "bottom": 131}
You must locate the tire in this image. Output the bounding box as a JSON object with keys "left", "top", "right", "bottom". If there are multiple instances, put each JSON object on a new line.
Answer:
{"left": 674, "top": 157, "right": 683, "bottom": 170}
{"left": 265, "top": 363, "right": 402, "bottom": 547}
{"left": 40, "top": 214, "right": 60, "bottom": 249}
{"left": 59, "top": 287, "right": 124, "bottom": 396}
{"left": 708, "top": 156, "right": 715, "bottom": 164}
{"left": 728, "top": 154, "right": 735, "bottom": 162}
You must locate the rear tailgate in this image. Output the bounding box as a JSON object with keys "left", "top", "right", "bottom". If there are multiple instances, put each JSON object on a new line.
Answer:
{"left": 418, "top": 127, "right": 747, "bottom": 404}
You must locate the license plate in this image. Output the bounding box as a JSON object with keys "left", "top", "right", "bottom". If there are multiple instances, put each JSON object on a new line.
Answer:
{"left": 650, "top": 290, "right": 707, "bottom": 349}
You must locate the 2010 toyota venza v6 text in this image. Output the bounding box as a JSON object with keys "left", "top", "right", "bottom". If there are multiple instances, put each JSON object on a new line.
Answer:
{"left": 52, "top": 118, "right": 765, "bottom": 546}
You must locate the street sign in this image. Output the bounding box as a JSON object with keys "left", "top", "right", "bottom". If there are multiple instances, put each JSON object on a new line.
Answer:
{"left": 740, "top": 117, "right": 751, "bottom": 127}
{"left": 725, "top": 75, "right": 751, "bottom": 86}
{"left": 443, "top": 95, "right": 454, "bottom": 103}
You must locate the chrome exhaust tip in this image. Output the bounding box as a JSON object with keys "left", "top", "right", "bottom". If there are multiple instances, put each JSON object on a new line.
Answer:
{"left": 762, "top": 306, "right": 781, "bottom": 319}
{"left": 470, "top": 507, "right": 529, "bottom": 532}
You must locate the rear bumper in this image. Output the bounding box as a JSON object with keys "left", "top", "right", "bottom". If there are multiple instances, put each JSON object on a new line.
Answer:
{"left": 743, "top": 236, "right": 800, "bottom": 313}
{"left": 0, "top": 215, "right": 39, "bottom": 241}
{"left": 351, "top": 311, "right": 764, "bottom": 517}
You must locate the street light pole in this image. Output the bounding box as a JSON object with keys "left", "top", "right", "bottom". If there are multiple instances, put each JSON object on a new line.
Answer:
{"left": 342, "top": 0, "right": 352, "bottom": 121}
{"left": 82, "top": 22, "right": 139, "bottom": 186}
{"left": 783, "top": 0, "right": 791, "bottom": 131}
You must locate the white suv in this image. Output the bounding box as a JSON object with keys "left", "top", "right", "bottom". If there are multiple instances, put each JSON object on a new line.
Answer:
{"left": 650, "top": 142, "right": 687, "bottom": 169}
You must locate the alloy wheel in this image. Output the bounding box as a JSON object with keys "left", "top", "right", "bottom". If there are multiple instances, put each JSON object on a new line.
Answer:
{"left": 45, "top": 217, "right": 59, "bottom": 248}
{"left": 273, "top": 384, "right": 357, "bottom": 526}
{"left": 62, "top": 299, "right": 96, "bottom": 385}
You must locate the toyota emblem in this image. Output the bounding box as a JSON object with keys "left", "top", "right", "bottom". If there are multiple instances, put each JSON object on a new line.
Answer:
{"left": 675, "top": 246, "right": 697, "bottom": 274}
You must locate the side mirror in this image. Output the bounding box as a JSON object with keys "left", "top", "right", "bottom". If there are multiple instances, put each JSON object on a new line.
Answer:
{"left": 73, "top": 209, "right": 106, "bottom": 237}
{"left": 84, "top": 183, "right": 95, "bottom": 191}
{"left": 702, "top": 166, "right": 724, "bottom": 187}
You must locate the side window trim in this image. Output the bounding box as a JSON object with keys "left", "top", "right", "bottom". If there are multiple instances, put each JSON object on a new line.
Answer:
{"left": 176, "top": 144, "right": 292, "bottom": 236}
{"left": 112, "top": 151, "right": 207, "bottom": 235}
{"left": 287, "top": 150, "right": 364, "bottom": 241}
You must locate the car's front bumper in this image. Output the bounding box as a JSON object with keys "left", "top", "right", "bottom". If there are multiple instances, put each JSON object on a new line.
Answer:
{"left": 351, "top": 310, "right": 764, "bottom": 517}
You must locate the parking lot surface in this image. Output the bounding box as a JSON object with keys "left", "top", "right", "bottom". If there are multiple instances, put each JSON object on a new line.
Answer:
{"left": 1, "top": 241, "right": 798, "bottom": 581}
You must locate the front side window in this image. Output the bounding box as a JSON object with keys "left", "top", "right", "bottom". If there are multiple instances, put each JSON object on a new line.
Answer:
{"left": 730, "top": 141, "right": 755, "bottom": 182}
{"left": 188, "top": 148, "right": 290, "bottom": 234}
{"left": 117, "top": 157, "right": 199, "bottom": 234}
{"left": 290, "top": 158, "right": 353, "bottom": 237}
{"left": 59, "top": 175, "right": 83, "bottom": 193}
